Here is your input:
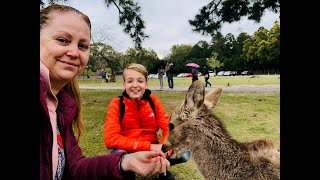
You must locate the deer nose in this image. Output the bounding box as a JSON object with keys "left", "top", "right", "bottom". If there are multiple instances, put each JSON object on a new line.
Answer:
{"left": 162, "top": 141, "right": 171, "bottom": 152}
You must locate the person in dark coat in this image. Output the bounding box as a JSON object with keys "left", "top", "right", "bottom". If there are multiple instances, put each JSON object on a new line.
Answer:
{"left": 165, "top": 63, "right": 174, "bottom": 89}
{"left": 101, "top": 69, "right": 108, "bottom": 83}
{"left": 191, "top": 67, "right": 198, "bottom": 82}
{"left": 203, "top": 66, "right": 211, "bottom": 87}
{"left": 40, "top": 4, "right": 169, "bottom": 180}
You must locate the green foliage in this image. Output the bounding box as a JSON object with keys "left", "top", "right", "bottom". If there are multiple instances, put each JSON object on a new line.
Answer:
{"left": 207, "top": 52, "right": 223, "bottom": 74}
{"left": 81, "top": 69, "right": 93, "bottom": 77}
{"left": 124, "top": 47, "right": 159, "bottom": 72}
{"left": 241, "top": 22, "right": 280, "bottom": 73}
{"left": 167, "top": 45, "right": 193, "bottom": 73}
{"left": 189, "top": 0, "right": 280, "bottom": 36}
{"left": 90, "top": 42, "right": 123, "bottom": 81}
{"left": 188, "top": 41, "right": 213, "bottom": 68}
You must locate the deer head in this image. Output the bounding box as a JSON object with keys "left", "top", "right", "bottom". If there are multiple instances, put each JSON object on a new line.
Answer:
{"left": 162, "top": 80, "right": 223, "bottom": 159}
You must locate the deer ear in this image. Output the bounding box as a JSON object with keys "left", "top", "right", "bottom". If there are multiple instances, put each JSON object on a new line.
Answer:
{"left": 185, "top": 81, "right": 205, "bottom": 109}
{"left": 204, "top": 87, "right": 223, "bottom": 109}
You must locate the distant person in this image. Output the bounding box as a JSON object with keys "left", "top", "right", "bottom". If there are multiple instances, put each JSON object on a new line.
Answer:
{"left": 40, "top": 4, "right": 169, "bottom": 179}
{"left": 101, "top": 69, "right": 108, "bottom": 83}
{"left": 165, "top": 63, "right": 174, "bottom": 89}
{"left": 203, "top": 66, "right": 211, "bottom": 87}
{"left": 191, "top": 67, "right": 198, "bottom": 82}
{"left": 158, "top": 65, "right": 165, "bottom": 89}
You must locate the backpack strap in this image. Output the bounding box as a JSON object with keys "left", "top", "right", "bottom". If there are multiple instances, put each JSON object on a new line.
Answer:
{"left": 147, "top": 96, "right": 156, "bottom": 118}
{"left": 118, "top": 96, "right": 125, "bottom": 124}
{"left": 118, "top": 95, "right": 156, "bottom": 124}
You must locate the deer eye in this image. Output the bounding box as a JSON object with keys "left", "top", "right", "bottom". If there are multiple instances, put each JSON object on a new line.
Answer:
{"left": 169, "top": 123, "right": 175, "bottom": 130}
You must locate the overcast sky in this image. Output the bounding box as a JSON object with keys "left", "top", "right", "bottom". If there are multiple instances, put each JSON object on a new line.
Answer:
{"left": 51, "top": 0, "right": 280, "bottom": 59}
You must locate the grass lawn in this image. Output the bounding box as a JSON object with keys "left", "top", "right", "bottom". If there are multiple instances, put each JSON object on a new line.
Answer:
{"left": 78, "top": 86, "right": 280, "bottom": 179}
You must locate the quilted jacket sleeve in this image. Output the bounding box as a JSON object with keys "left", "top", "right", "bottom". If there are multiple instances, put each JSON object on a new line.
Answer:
{"left": 65, "top": 120, "right": 128, "bottom": 179}
{"left": 150, "top": 94, "right": 170, "bottom": 144}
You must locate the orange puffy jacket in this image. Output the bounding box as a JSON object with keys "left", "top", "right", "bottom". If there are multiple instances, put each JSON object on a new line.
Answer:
{"left": 104, "top": 90, "right": 170, "bottom": 153}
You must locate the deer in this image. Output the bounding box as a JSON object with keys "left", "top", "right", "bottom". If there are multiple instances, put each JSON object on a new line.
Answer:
{"left": 162, "top": 80, "right": 280, "bottom": 180}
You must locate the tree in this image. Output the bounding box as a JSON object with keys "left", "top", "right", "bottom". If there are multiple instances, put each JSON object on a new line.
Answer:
{"left": 207, "top": 52, "right": 223, "bottom": 75}
{"left": 167, "top": 45, "right": 193, "bottom": 73}
{"left": 241, "top": 21, "right": 280, "bottom": 73}
{"left": 90, "top": 42, "right": 122, "bottom": 82}
{"left": 124, "top": 47, "right": 159, "bottom": 72}
{"left": 40, "top": 0, "right": 148, "bottom": 48}
{"left": 265, "top": 21, "right": 280, "bottom": 73}
{"left": 209, "top": 32, "right": 229, "bottom": 71}
{"left": 189, "top": 0, "right": 280, "bottom": 36}
{"left": 188, "top": 41, "right": 213, "bottom": 69}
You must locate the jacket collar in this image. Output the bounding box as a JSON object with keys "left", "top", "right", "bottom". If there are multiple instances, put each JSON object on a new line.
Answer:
{"left": 122, "top": 89, "right": 152, "bottom": 100}
{"left": 40, "top": 73, "right": 77, "bottom": 128}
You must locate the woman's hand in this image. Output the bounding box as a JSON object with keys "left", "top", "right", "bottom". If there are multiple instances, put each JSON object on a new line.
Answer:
{"left": 121, "top": 151, "right": 170, "bottom": 177}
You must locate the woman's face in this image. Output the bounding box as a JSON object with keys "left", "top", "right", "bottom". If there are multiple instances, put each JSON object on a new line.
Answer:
{"left": 40, "top": 11, "right": 90, "bottom": 84}
{"left": 123, "top": 69, "right": 148, "bottom": 101}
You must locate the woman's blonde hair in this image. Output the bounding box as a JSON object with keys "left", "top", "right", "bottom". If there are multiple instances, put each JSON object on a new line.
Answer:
{"left": 40, "top": 4, "right": 91, "bottom": 140}
{"left": 123, "top": 63, "right": 148, "bottom": 82}
{"left": 64, "top": 79, "right": 84, "bottom": 141}
{"left": 40, "top": 4, "right": 91, "bottom": 37}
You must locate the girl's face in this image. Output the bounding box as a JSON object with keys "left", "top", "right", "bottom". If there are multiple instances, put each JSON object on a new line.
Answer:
{"left": 40, "top": 11, "right": 90, "bottom": 85}
{"left": 123, "top": 69, "right": 148, "bottom": 101}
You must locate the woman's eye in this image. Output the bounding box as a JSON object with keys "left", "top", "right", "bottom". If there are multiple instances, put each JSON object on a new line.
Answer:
{"left": 79, "top": 43, "right": 89, "bottom": 50}
{"left": 56, "top": 37, "right": 69, "bottom": 44}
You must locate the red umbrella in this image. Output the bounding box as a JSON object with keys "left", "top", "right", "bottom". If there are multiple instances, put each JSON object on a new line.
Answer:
{"left": 186, "top": 63, "right": 200, "bottom": 68}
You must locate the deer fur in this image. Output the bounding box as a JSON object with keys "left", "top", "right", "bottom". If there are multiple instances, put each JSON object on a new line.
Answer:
{"left": 163, "top": 80, "right": 280, "bottom": 180}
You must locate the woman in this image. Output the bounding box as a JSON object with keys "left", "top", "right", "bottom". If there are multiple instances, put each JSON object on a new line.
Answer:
{"left": 40, "top": 4, "right": 169, "bottom": 179}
